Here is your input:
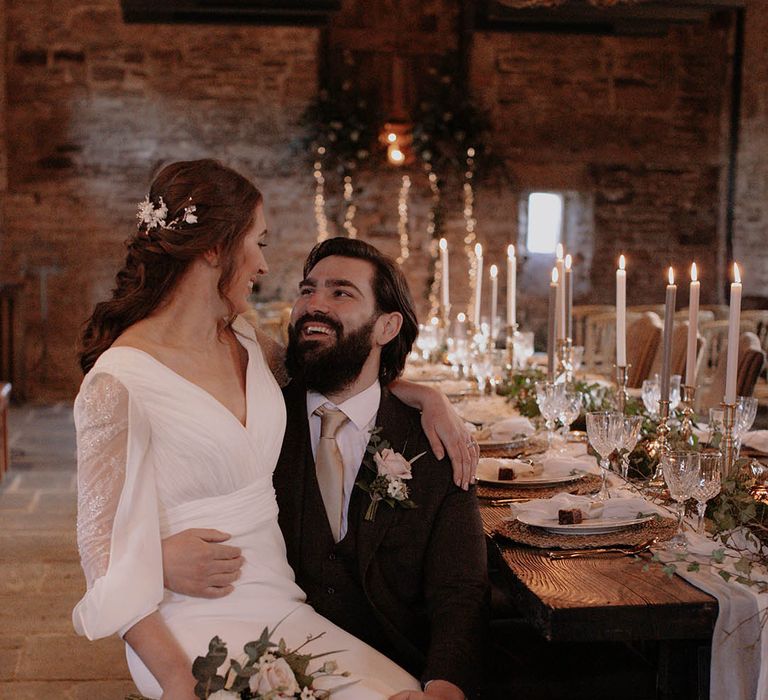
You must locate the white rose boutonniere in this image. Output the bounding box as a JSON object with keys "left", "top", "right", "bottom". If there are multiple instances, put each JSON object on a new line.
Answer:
{"left": 356, "top": 427, "right": 424, "bottom": 522}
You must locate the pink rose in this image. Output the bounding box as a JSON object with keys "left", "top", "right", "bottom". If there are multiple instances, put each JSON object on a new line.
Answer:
{"left": 249, "top": 657, "right": 300, "bottom": 697}
{"left": 374, "top": 448, "right": 413, "bottom": 480}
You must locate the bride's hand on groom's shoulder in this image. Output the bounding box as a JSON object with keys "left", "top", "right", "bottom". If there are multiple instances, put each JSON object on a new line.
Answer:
{"left": 162, "top": 528, "right": 244, "bottom": 598}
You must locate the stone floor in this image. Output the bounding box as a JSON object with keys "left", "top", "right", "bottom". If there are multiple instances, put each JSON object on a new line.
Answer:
{"left": 0, "top": 404, "right": 137, "bottom": 700}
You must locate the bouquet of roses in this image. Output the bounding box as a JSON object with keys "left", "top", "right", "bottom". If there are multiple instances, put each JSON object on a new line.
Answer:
{"left": 189, "top": 625, "right": 352, "bottom": 700}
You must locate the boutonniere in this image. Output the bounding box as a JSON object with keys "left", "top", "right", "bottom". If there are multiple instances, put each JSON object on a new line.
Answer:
{"left": 356, "top": 427, "right": 424, "bottom": 522}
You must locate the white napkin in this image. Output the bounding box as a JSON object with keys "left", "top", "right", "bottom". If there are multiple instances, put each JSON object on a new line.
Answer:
{"left": 458, "top": 396, "right": 517, "bottom": 425}
{"left": 742, "top": 430, "right": 768, "bottom": 454}
{"left": 659, "top": 528, "right": 768, "bottom": 700}
{"left": 487, "top": 416, "right": 535, "bottom": 440}
{"left": 538, "top": 454, "right": 600, "bottom": 477}
{"left": 510, "top": 493, "right": 665, "bottom": 522}
{"left": 478, "top": 458, "right": 542, "bottom": 481}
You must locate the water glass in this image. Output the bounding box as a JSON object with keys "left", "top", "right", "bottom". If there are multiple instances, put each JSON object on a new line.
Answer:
{"left": 617, "top": 414, "right": 643, "bottom": 480}
{"left": 669, "top": 375, "right": 682, "bottom": 412}
{"left": 536, "top": 381, "right": 565, "bottom": 453}
{"left": 641, "top": 376, "right": 660, "bottom": 418}
{"left": 586, "top": 411, "right": 624, "bottom": 500}
{"left": 691, "top": 450, "right": 722, "bottom": 535}
{"left": 558, "top": 390, "right": 582, "bottom": 450}
{"left": 708, "top": 396, "right": 759, "bottom": 456}
{"left": 661, "top": 450, "right": 701, "bottom": 551}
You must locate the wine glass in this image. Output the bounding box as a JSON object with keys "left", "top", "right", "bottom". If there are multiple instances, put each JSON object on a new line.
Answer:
{"left": 691, "top": 449, "right": 722, "bottom": 535}
{"left": 535, "top": 381, "right": 565, "bottom": 453}
{"left": 617, "top": 414, "right": 643, "bottom": 480}
{"left": 558, "top": 390, "right": 582, "bottom": 452}
{"left": 586, "top": 411, "right": 624, "bottom": 500}
{"left": 661, "top": 450, "right": 701, "bottom": 551}
{"left": 470, "top": 350, "right": 493, "bottom": 394}
{"left": 669, "top": 374, "right": 682, "bottom": 412}
{"left": 641, "top": 376, "right": 660, "bottom": 418}
{"left": 735, "top": 396, "right": 758, "bottom": 454}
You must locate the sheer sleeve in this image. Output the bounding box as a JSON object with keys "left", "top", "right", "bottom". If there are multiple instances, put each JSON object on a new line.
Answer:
{"left": 72, "top": 371, "right": 163, "bottom": 640}
{"left": 76, "top": 373, "right": 129, "bottom": 587}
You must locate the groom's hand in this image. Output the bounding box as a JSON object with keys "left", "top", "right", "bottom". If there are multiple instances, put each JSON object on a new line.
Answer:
{"left": 389, "top": 680, "right": 465, "bottom": 700}
{"left": 162, "top": 528, "right": 243, "bottom": 598}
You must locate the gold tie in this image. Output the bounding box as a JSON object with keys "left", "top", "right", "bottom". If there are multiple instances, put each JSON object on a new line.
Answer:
{"left": 314, "top": 406, "right": 350, "bottom": 542}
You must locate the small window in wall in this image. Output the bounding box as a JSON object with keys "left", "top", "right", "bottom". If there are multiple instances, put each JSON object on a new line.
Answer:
{"left": 526, "top": 192, "right": 563, "bottom": 254}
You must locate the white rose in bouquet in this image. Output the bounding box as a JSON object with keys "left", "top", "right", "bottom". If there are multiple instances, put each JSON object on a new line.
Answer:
{"left": 249, "top": 656, "right": 300, "bottom": 697}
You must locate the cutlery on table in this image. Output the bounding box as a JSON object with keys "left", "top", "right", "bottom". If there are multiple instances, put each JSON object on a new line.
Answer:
{"left": 547, "top": 538, "right": 657, "bottom": 560}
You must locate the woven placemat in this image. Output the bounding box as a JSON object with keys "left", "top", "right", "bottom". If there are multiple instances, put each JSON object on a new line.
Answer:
{"left": 492, "top": 515, "right": 677, "bottom": 550}
{"left": 477, "top": 473, "right": 602, "bottom": 500}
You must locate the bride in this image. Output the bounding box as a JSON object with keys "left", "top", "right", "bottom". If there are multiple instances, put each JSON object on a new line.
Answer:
{"left": 73, "top": 159, "right": 472, "bottom": 699}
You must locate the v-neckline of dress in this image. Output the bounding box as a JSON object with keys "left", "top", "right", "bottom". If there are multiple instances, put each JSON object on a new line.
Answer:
{"left": 106, "top": 338, "right": 252, "bottom": 433}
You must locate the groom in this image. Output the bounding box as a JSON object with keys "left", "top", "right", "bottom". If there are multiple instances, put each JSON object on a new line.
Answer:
{"left": 165, "top": 238, "right": 487, "bottom": 699}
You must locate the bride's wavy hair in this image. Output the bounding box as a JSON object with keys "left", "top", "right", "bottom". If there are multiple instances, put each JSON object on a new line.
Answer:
{"left": 79, "top": 159, "right": 262, "bottom": 374}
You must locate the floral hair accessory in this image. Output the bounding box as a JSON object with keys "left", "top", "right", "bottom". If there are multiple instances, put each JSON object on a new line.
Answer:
{"left": 356, "top": 427, "right": 422, "bottom": 522}
{"left": 136, "top": 195, "right": 198, "bottom": 234}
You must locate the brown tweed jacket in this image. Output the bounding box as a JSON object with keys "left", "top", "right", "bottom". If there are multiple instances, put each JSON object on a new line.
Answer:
{"left": 273, "top": 379, "right": 488, "bottom": 697}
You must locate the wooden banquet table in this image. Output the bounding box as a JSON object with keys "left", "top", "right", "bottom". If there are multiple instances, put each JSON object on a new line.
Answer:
{"left": 480, "top": 503, "right": 719, "bottom": 698}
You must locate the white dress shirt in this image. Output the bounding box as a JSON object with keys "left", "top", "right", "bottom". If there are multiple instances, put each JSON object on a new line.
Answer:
{"left": 306, "top": 380, "right": 381, "bottom": 540}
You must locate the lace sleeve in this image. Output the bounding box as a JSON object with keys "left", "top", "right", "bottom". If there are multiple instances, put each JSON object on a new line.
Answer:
{"left": 75, "top": 373, "right": 129, "bottom": 588}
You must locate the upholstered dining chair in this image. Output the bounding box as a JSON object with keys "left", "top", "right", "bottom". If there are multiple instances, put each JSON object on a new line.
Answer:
{"left": 571, "top": 304, "right": 614, "bottom": 348}
{"left": 698, "top": 331, "right": 767, "bottom": 411}
{"left": 699, "top": 319, "right": 755, "bottom": 388}
{"left": 699, "top": 304, "right": 731, "bottom": 321}
{"left": 741, "top": 309, "right": 768, "bottom": 352}
{"left": 649, "top": 319, "right": 705, "bottom": 381}
{"left": 675, "top": 309, "right": 715, "bottom": 326}
{"left": 625, "top": 312, "right": 663, "bottom": 388}
{"left": 628, "top": 304, "right": 666, "bottom": 317}
{"left": 582, "top": 311, "right": 642, "bottom": 376}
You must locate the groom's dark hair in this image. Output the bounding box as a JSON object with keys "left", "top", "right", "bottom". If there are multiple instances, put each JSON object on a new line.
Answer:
{"left": 302, "top": 237, "right": 418, "bottom": 385}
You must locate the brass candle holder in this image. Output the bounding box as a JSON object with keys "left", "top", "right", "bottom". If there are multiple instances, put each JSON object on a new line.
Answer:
{"left": 680, "top": 385, "right": 697, "bottom": 446}
{"left": 648, "top": 398, "right": 671, "bottom": 489}
{"left": 721, "top": 401, "right": 738, "bottom": 478}
{"left": 557, "top": 338, "right": 574, "bottom": 384}
{"left": 614, "top": 364, "right": 629, "bottom": 414}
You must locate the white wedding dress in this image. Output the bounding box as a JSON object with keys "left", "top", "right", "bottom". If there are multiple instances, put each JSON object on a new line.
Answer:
{"left": 72, "top": 316, "right": 419, "bottom": 699}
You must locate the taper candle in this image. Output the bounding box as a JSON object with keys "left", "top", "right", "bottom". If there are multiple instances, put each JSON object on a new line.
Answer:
{"left": 564, "top": 254, "right": 573, "bottom": 341}
{"left": 506, "top": 244, "right": 516, "bottom": 327}
{"left": 548, "top": 267, "right": 558, "bottom": 381}
{"left": 616, "top": 255, "right": 627, "bottom": 366}
{"left": 473, "top": 243, "right": 483, "bottom": 328}
{"left": 555, "top": 243, "right": 565, "bottom": 340}
{"left": 661, "top": 267, "right": 677, "bottom": 402}
{"left": 685, "top": 263, "right": 700, "bottom": 387}
{"left": 439, "top": 238, "right": 449, "bottom": 311}
{"left": 490, "top": 264, "right": 499, "bottom": 341}
{"left": 724, "top": 263, "right": 742, "bottom": 404}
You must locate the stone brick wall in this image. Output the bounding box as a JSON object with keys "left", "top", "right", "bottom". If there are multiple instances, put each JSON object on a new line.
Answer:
{"left": 1, "top": 0, "right": 766, "bottom": 400}
{"left": 734, "top": 0, "right": 768, "bottom": 302}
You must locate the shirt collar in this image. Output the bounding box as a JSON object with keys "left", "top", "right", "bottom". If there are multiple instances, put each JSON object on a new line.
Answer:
{"left": 306, "top": 380, "right": 381, "bottom": 431}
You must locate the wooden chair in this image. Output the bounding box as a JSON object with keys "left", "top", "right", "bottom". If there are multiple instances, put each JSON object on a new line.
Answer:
{"left": 698, "top": 332, "right": 767, "bottom": 411}
{"left": 741, "top": 310, "right": 768, "bottom": 353}
{"left": 628, "top": 304, "right": 666, "bottom": 317}
{"left": 571, "top": 305, "right": 614, "bottom": 348}
{"left": 649, "top": 319, "right": 705, "bottom": 381}
{"left": 675, "top": 309, "right": 715, "bottom": 326}
{"left": 700, "top": 304, "right": 731, "bottom": 321}
{"left": 0, "top": 383, "right": 10, "bottom": 482}
{"left": 626, "top": 312, "right": 663, "bottom": 388}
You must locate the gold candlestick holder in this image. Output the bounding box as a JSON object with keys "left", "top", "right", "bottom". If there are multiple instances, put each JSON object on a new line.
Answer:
{"left": 557, "top": 338, "right": 574, "bottom": 384}
{"left": 504, "top": 323, "right": 518, "bottom": 374}
{"left": 648, "top": 398, "right": 671, "bottom": 489}
{"left": 680, "top": 385, "right": 697, "bottom": 446}
{"left": 614, "top": 365, "right": 629, "bottom": 414}
{"left": 721, "top": 401, "right": 738, "bottom": 478}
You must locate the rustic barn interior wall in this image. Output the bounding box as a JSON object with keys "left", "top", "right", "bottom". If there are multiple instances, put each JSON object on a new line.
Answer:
{"left": 0, "top": 0, "right": 766, "bottom": 400}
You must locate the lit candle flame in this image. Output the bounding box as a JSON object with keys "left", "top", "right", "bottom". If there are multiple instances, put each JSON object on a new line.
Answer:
{"left": 430, "top": 316, "right": 439, "bottom": 326}
{"left": 619, "top": 254, "right": 625, "bottom": 270}
{"left": 457, "top": 312, "right": 466, "bottom": 322}
{"left": 691, "top": 262, "right": 698, "bottom": 282}
{"left": 556, "top": 243, "right": 564, "bottom": 261}
{"left": 668, "top": 267, "right": 675, "bottom": 285}
{"left": 439, "top": 238, "right": 447, "bottom": 251}
{"left": 734, "top": 263, "right": 741, "bottom": 284}
{"left": 552, "top": 267, "right": 559, "bottom": 284}
{"left": 507, "top": 244, "right": 515, "bottom": 259}
{"left": 565, "top": 254, "right": 572, "bottom": 269}
{"left": 475, "top": 243, "right": 483, "bottom": 258}
{"left": 490, "top": 264, "right": 498, "bottom": 279}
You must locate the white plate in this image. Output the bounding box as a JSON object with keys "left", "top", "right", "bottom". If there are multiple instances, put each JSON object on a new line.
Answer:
{"left": 478, "top": 472, "right": 584, "bottom": 488}
{"left": 477, "top": 436, "right": 529, "bottom": 450}
{"left": 516, "top": 513, "right": 654, "bottom": 535}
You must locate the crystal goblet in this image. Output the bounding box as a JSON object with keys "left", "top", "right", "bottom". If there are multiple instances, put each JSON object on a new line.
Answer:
{"left": 618, "top": 414, "right": 643, "bottom": 480}
{"left": 586, "top": 411, "right": 624, "bottom": 500}
{"left": 691, "top": 449, "right": 722, "bottom": 536}
{"left": 661, "top": 450, "right": 701, "bottom": 551}
{"left": 536, "top": 381, "right": 565, "bottom": 454}
{"left": 558, "top": 390, "right": 582, "bottom": 452}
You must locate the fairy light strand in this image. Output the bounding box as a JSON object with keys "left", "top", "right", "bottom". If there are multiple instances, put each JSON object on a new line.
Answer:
{"left": 342, "top": 174, "right": 358, "bottom": 239}
{"left": 396, "top": 175, "right": 411, "bottom": 265}
{"left": 463, "top": 147, "right": 478, "bottom": 319}
{"left": 313, "top": 146, "right": 329, "bottom": 242}
{"left": 426, "top": 170, "right": 442, "bottom": 319}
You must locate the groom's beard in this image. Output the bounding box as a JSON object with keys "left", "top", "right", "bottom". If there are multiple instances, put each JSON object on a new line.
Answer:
{"left": 286, "top": 313, "right": 378, "bottom": 396}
